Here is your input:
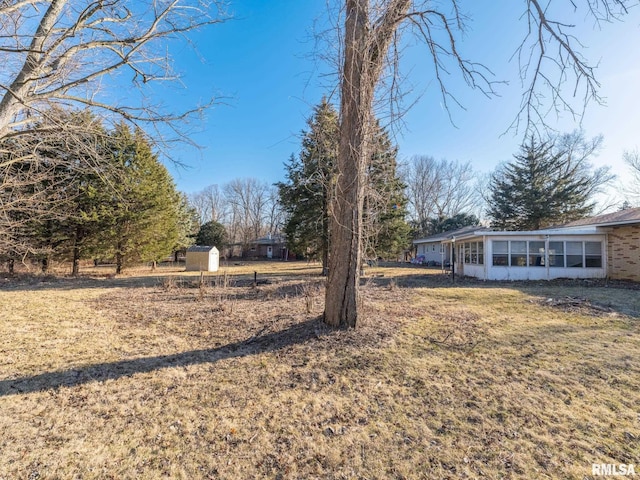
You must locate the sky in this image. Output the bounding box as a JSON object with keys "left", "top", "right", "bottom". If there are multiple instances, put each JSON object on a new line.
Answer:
{"left": 158, "top": 1, "right": 640, "bottom": 208}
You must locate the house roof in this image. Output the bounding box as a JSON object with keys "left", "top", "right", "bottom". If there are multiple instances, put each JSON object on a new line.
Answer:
{"left": 413, "top": 225, "right": 490, "bottom": 244}
{"left": 438, "top": 226, "right": 607, "bottom": 243}
{"left": 411, "top": 209, "right": 640, "bottom": 246}
{"left": 253, "top": 235, "right": 286, "bottom": 245}
{"left": 559, "top": 207, "right": 640, "bottom": 228}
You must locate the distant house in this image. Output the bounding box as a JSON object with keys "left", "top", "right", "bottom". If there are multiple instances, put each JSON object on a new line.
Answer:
{"left": 441, "top": 208, "right": 640, "bottom": 282}
{"left": 246, "top": 234, "right": 287, "bottom": 259}
{"left": 412, "top": 225, "right": 488, "bottom": 266}
{"left": 185, "top": 246, "right": 219, "bottom": 272}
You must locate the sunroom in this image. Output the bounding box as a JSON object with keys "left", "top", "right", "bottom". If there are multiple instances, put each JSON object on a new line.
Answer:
{"left": 444, "top": 229, "right": 608, "bottom": 281}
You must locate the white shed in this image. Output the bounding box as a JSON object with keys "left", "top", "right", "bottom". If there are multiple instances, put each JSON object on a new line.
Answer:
{"left": 185, "top": 246, "right": 219, "bottom": 272}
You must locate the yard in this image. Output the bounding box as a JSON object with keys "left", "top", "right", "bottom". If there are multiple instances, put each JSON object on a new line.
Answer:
{"left": 1, "top": 262, "right": 638, "bottom": 479}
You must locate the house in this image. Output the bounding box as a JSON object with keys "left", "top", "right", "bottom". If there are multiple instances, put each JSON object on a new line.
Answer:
{"left": 441, "top": 207, "right": 640, "bottom": 282}
{"left": 412, "top": 225, "right": 489, "bottom": 266}
{"left": 246, "top": 234, "right": 287, "bottom": 259}
{"left": 561, "top": 207, "right": 640, "bottom": 282}
{"left": 443, "top": 228, "right": 608, "bottom": 281}
{"left": 185, "top": 246, "right": 219, "bottom": 272}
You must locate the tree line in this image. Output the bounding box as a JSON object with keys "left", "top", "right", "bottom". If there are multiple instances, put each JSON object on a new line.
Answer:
{"left": 0, "top": 109, "right": 190, "bottom": 274}
{"left": 1, "top": 100, "right": 632, "bottom": 275}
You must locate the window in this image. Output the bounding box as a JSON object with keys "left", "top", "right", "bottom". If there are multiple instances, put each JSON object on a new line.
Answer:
{"left": 432, "top": 244, "right": 436, "bottom": 252}
{"left": 463, "top": 241, "right": 484, "bottom": 265}
{"left": 529, "top": 241, "right": 545, "bottom": 267}
{"left": 549, "top": 241, "right": 564, "bottom": 267}
{"left": 470, "top": 242, "right": 478, "bottom": 264}
{"left": 585, "top": 241, "right": 603, "bottom": 267}
{"left": 510, "top": 241, "right": 527, "bottom": 267}
{"left": 489, "top": 239, "right": 603, "bottom": 270}
{"left": 566, "top": 241, "right": 583, "bottom": 268}
{"left": 492, "top": 241, "right": 508, "bottom": 266}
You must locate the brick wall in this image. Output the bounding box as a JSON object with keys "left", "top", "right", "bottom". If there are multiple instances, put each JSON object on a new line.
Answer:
{"left": 607, "top": 225, "right": 640, "bottom": 281}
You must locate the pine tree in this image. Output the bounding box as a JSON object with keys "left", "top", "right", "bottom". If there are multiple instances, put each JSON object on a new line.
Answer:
{"left": 488, "top": 135, "right": 610, "bottom": 230}
{"left": 173, "top": 192, "right": 200, "bottom": 261}
{"left": 277, "top": 99, "right": 338, "bottom": 272}
{"left": 278, "top": 100, "right": 410, "bottom": 269}
{"left": 429, "top": 213, "right": 480, "bottom": 235}
{"left": 195, "top": 220, "right": 227, "bottom": 247}
{"left": 105, "top": 123, "right": 180, "bottom": 273}
{"left": 363, "top": 121, "right": 411, "bottom": 260}
{"left": 0, "top": 108, "right": 112, "bottom": 273}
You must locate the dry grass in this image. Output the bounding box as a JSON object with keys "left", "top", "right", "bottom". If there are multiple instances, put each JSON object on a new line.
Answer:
{"left": 1, "top": 262, "right": 638, "bottom": 479}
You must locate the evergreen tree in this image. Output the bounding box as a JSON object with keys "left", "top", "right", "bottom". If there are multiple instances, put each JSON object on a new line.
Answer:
{"left": 49, "top": 111, "right": 113, "bottom": 275}
{"left": 278, "top": 100, "right": 410, "bottom": 267}
{"left": 0, "top": 108, "right": 112, "bottom": 274}
{"left": 105, "top": 123, "right": 180, "bottom": 273}
{"left": 277, "top": 99, "right": 338, "bottom": 271}
{"left": 428, "top": 212, "right": 480, "bottom": 235}
{"left": 173, "top": 192, "right": 200, "bottom": 261}
{"left": 195, "top": 220, "right": 227, "bottom": 247}
{"left": 488, "top": 135, "right": 611, "bottom": 230}
{"left": 363, "top": 121, "right": 411, "bottom": 259}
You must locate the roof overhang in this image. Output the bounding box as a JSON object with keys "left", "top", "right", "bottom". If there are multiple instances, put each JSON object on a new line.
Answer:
{"left": 441, "top": 227, "right": 608, "bottom": 243}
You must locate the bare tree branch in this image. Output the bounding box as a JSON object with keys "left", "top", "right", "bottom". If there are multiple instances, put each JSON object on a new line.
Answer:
{"left": 510, "top": 0, "right": 637, "bottom": 134}
{"left": 623, "top": 149, "right": 640, "bottom": 205}
{"left": 0, "top": 0, "right": 229, "bottom": 138}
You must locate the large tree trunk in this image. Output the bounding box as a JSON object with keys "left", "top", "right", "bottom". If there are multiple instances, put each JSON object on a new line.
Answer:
{"left": 324, "top": 0, "right": 370, "bottom": 329}
{"left": 323, "top": 0, "right": 410, "bottom": 329}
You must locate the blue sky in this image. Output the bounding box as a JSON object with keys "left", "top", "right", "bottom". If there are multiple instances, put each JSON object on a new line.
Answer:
{"left": 161, "top": 1, "right": 640, "bottom": 205}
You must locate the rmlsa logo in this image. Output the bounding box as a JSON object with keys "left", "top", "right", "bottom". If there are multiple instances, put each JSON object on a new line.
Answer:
{"left": 592, "top": 464, "right": 636, "bottom": 476}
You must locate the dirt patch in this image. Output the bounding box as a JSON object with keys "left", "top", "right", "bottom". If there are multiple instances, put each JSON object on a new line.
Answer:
{"left": 532, "top": 296, "right": 625, "bottom": 317}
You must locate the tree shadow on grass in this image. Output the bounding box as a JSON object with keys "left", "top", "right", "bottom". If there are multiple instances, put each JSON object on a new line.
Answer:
{"left": 0, "top": 317, "right": 331, "bottom": 397}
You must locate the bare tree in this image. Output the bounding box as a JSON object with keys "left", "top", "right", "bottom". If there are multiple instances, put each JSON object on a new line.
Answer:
{"left": 623, "top": 149, "right": 640, "bottom": 206}
{"left": 0, "top": 107, "right": 110, "bottom": 264}
{"left": 223, "top": 178, "right": 273, "bottom": 256}
{"left": 513, "top": 0, "right": 634, "bottom": 133}
{"left": 402, "top": 155, "right": 479, "bottom": 235}
{"left": 264, "top": 185, "right": 284, "bottom": 237}
{"left": 325, "top": 0, "right": 497, "bottom": 328}
{"left": 189, "top": 184, "right": 227, "bottom": 225}
{"left": 554, "top": 130, "right": 612, "bottom": 203}
{"left": 0, "top": 0, "right": 228, "bottom": 137}
{"left": 325, "top": 0, "right": 635, "bottom": 328}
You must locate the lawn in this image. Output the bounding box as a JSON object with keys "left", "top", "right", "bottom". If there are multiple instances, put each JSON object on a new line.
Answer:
{"left": 0, "top": 262, "right": 638, "bottom": 479}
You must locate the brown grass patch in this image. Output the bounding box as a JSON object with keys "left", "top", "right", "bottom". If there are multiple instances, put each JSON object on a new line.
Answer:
{"left": 1, "top": 263, "right": 638, "bottom": 479}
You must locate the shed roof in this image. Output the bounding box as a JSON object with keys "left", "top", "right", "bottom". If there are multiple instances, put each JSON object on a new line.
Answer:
{"left": 187, "top": 245, "right": 218, "bottom": 253}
